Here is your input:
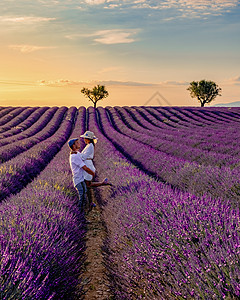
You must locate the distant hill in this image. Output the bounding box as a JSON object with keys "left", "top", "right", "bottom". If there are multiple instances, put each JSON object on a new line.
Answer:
{"left": 214, "top": 101, "right": 240, "bottom": 107}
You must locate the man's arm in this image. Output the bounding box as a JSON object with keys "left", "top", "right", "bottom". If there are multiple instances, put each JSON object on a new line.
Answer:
{"left": 82, "top": 165, "right": 95, "bottom": 177}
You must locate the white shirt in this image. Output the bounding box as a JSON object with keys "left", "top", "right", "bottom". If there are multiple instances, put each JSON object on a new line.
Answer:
{"left": 81, "top": 143, "right": 94, "bottom": 160}
{"left": 69, "top": 152, "right": 85, "bottom": 186}
{"left": 80, "top": 143, "right": 95, "bottom": 181}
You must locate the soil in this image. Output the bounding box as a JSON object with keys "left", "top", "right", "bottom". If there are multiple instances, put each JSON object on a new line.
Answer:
{"left": 78, "top": 189, "right": 113, "bottom": 300}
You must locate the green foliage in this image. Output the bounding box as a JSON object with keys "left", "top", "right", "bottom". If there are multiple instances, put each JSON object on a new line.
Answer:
{"left": 187, "top": 80, "right": 222, "bottom": 107}
{"left": 81, "top": 84, "right": 109, "bottom": 108}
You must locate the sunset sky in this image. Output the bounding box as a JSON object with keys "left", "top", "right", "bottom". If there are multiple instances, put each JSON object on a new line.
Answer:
{"left": 0, "top": 0, "right": 240, "bottom": 107}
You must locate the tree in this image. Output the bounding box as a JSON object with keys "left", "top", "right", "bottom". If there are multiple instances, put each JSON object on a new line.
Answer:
{"left": 187, "top": 80, "right": 222, "bottom": 107}
{"left": 81, "top": 84, "right": 109, "bottom": 108}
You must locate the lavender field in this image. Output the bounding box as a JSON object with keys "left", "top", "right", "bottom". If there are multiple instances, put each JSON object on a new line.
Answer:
{"left": 1, "top": 105, "right": 240, "bottom": 299}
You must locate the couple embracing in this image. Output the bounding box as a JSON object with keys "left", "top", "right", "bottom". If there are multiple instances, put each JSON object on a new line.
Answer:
{"left": 68, "top": 131, "right": 111, "bottom": 212}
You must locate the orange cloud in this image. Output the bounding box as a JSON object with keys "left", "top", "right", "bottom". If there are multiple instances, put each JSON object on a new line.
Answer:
{"left": 8, "top": 45, "right": 56, "bottom": 53}
{"left": 0, "top": 16, "right": 56, "bottom": 24}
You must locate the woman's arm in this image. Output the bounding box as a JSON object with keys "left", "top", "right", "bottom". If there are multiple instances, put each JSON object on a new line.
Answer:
{"left": 82, "top": 165, "right": 95, "bottom": 177}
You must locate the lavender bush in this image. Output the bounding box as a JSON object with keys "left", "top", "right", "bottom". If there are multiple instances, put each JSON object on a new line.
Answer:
{"left": 122, "top": 106, "right": 240, "bottom": 151}
{"left": 106, "top": 107, "right": 240, "bottom": 167}
{"left": 0, "top": 107, "right": 17, "bottom": 120}
{"left": 97, "top": 107, "right": 240, "bottom": 204}
{"left": 0, "top": 107, "right": 56, "bottom": 146}
{"left": 1, "top": 105, "right": 240, "bottom": 299}
{"left": 0, "top": 107, "right": 67, "bottom": 163}
{"left": 0, "top": 107, "right": 37, "bottom": 135}
{"left": 87, "top": 106, "right": 240, "bottom": 299}
{"left": 0, "top": 107, "right": 87, "bottom": 299}
{"left": 0, "top": 107, "right": 76, "bottom": 201}
{"left": 0, "top": 107, "right": 26, "bottom": 126}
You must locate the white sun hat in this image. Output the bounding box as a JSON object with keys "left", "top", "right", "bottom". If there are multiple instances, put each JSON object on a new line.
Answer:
{"left": 80, "top": 131, "right": 97, "bottom": 140}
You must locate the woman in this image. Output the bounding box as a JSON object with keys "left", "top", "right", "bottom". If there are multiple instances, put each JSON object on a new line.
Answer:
{"left": 80, "top": 131, "right": 111, "bottom": 210}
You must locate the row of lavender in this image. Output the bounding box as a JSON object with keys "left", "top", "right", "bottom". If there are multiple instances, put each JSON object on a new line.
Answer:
{"left": 105, "top": 107, "right": 240, "bottom": 167}
{"left": 163, "top": 107, "right": 239, "bottom": 125}
{"left": 87, "top": 107, "right": 240, "bottom": 299}
{"left": 0, "top": 107, "right": 42, "bottom": 136}
{"left": 142, "top": 106, "right": 240, "bottom": 129}
{"left": 121, "top": 106, "right": 238, "bottom": 131}
{"left": 121, "top": 106, "right": 240, "bottom": 150}
{"left": 0, "top": 107, "right": 87, "bottom": 299}
{"left": 0, "top": 107, "right": 68, "bottom": 163}
{"left": 119, "top": 106, "right": 240, "bottom": 150}
{"left": 0, "top": 107, "right": 76, "bottom": 201}
{"left": 0, "top": 107, "right": 55, "bottom": 142}
{"left": 144, "top": 106, "right": 240, "bottom": 149}
{"left": 0, "top": 107, "right": 25, "bottom": 125}
{"left": 0, "top": 107, "right": 29, "bottom": 127}
{"left": 113, "top": 106, "right": 240, "bottom": 170}
{"left": 96, "top": 108, "right": 240, "bottom": 204}
{"left": 124, "top": 106, "right": 240, "bottom": 145}
{"left": 0, "top": 107, "right": 41, "bottom": 137}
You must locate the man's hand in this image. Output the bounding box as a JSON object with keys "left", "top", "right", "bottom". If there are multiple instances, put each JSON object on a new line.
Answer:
{"left": 82, "top": 165, "right": 95, "bottom": 177}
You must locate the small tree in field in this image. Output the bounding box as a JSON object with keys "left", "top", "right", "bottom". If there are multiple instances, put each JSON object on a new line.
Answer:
{"left": 187, "top": 80, "right": 222, "bottom": 107}
{"left": 81, "top": 84, "right": 109, "bottom": 108}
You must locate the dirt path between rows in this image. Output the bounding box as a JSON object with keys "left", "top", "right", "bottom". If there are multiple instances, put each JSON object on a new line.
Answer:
{"left": 79, "top": 189, "right": 113, "bottom": 300}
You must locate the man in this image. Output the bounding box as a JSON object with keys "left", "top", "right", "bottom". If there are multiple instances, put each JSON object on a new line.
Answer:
{"left": 68, "top": 138, "right": 95, "bottom": 212}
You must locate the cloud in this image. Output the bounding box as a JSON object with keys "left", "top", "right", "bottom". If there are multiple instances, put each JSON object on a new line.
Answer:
{"left": 103, "top": 4, "right": 121, "bottom": 9}
{"left": 133, "top": 0, "right": 146, "bottom": 3}
{"left": 161, "top": 80, "right": 189, "bottom": 86}
{"left": 84, "top": 0, "right": 106, "bottom": 4}
{"left": 38, "top": 79, "right": 155, "bottom": 87}
{"left": 231, "top": 76, "right": 240, "bottom": 82}
{"left": 0, "top": 16, "right": 56, "bottom": 24}
{"left": 81, "top": 0, "right": 239, "bottom": 18}
{"left": 9, "top": 45, "right": 56, "bottom": 53}
{"left": 65, "top": 29, "right": 139, "bottom": 44}
{"left": 38, "top": 79, "right": 84, "bottom": 87}
{"left": 93, "top": 29, "right": 138, "bottom": 44}
{"left": 224, "top": 76, "right": 240, "bottom": 86}
{"left": 99, "top": 80, "right": 157, "bottom": 86}
{"left": 65, "top": 33, "right": 83, "bottom": 40}
{"left": 135, "top": 0, "right": 239, "bottom": 18}
{"left": 37, "top": 79, "right": 190, "bottom": 87}
{"left": 82, "top": 0, "right": 239, "bottom": 9}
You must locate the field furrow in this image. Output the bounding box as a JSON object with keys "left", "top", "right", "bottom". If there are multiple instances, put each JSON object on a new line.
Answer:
{"left": 147, "top": 106, "right": 199, "bottom": 127}
{"left": 0, "top": 107, "right": 17, "bottom": 120}
{"left": 0, "top": 107, "right": 68, "bottom": 163}
{"left": 0, "top": 107, "right": 37, "bottom": 135}
{"left": 0, "top": 107, "right": 50, "bottom": 141}
{"left": 0, "top": 107, "right": 27, "bottom": 126}
{"left": 0, "top": 107, "right": 76, "bottom": 202}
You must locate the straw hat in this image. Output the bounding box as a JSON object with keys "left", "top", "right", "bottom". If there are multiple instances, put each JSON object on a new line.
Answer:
{"left": 80, "top": 131, "right": 97, "bottom": 140}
